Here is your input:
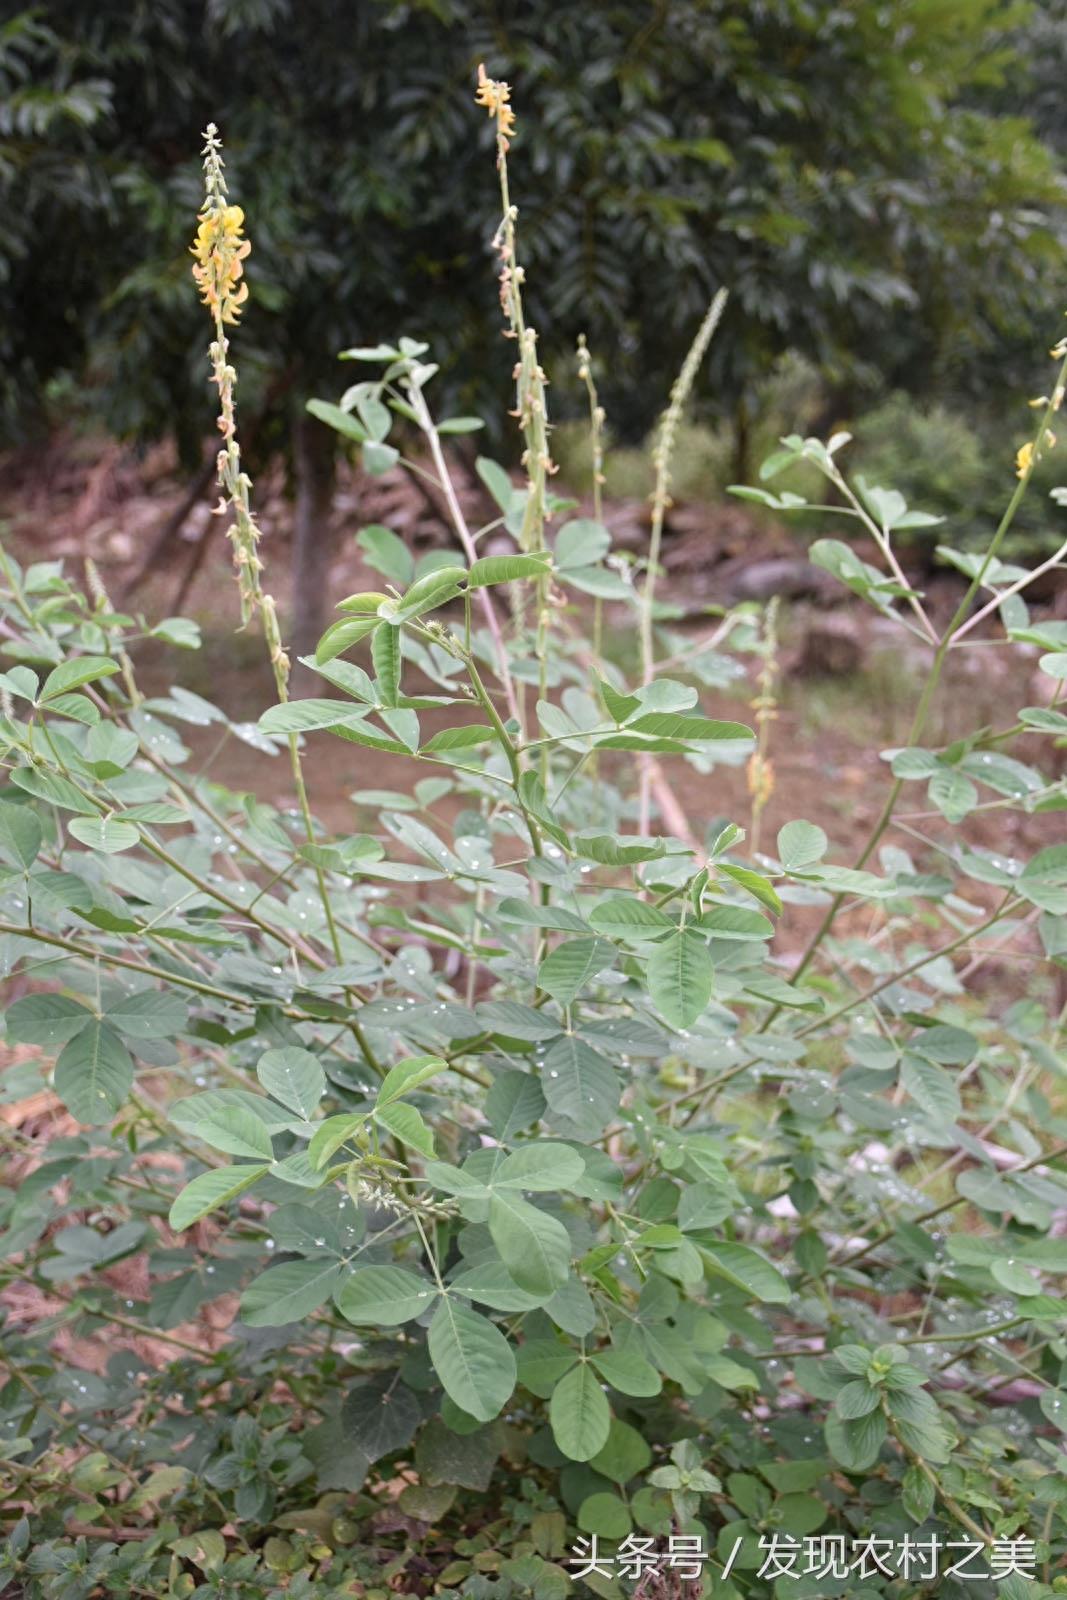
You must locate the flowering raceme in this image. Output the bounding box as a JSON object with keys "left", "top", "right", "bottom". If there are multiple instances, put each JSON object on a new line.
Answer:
{"left": 474, "top": 62, "right": 516, "bottom": 145}
{"left": 191, "top": 201, "right": 251, "bottom": 325}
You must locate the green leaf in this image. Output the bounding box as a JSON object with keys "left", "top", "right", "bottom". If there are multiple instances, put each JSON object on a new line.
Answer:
{"left": 573, "top": 832, "right": 669, "bottom": 866}
{"left": 928, "top": 767, "right": 978, "bottom": 823}
{"left": 900, "top": 1053, "right": 961, "bottom": 1123}
{"left": 437, "top": 416, "right": 485, "bottom": 435}
{"left": 718, "top": 862, "right": 783, "bottom": 915}
{"left": 427, "top": 1299, "right": 516, "bottom": 1422}
{"left": 40, "top": 657, "right": 121, "bottom": 700}
{"left": 705, "top": 1353, "right": 760, "bottom": 1390}
{"left": 182, "top": 1101, "right": 274, "bottom": 1161}
{"left": 825, "top": 1408, "right": 887, "bottom": 1473}
{"left": 990, "top": 1257, "right": 1042, "bottom": 1295}
{"left": 336, "top": 1266, "right": 438, "bottom": 1325}
{"left": 475, "top": 456, "right": 516, "bottom": 512}
{"left": 315, "top": 615, "right": 381, "bottom": 665}
{"left": 357, "top": 524, "right": 414, "bottom": 586}
{"left": 701, "top": 1241, "right": 791, "bottom": 1304}
{"left": 467, "top": 554, "right": 552, "bottom": 587}
{"left": 388, "top": 567, "right": 467, "bottom": 624}
{"left": 337, "top": 590, "right": 392, "bottom": 615}
{"left": 477, "top": 1001, "right": 563, "bottom": 1042}
{"left": 6, "top": 993, "right": 93, "bottom": 1048}
{"left": 342, "top": 1375, "right": 420, "bottom": 1460}
{"left": 555, "top": 519, "right": 611, "bottom": 571}
{"left": 103, "top": 989, "right": 187, "bottom": 1040}
{"left": 549, "top": 1362, "right": 611, "bottom": 1461}
{"left": 1039, "top": 651, "right": 1067, "bottom": 680}
{"left": 485, "top": 1071, "right": 547, "bottom": 1139}
{"left": 488, "top": 1191, "right": 571, "bottom": 1295}
{"left": 306, "top": 1114, "right": 363, "bottom": 1170}
{"left": 546, "top": 1277, "right": 596, "bottom": 1337}
{"left": 496, "top": 899, "right": 588, "bottom": 934}
{"left": 696, "top": 904, "right": 774, "bottom": 941}
{"left": 414, "top": 1418, "right": 502, "bottom": 1492}
{"left": 646, "top": 930, "right": 713, "bottom": 1029}
{"left": 375, "top": 1100, "right": 436, "bottom": 1156}
{"left": 517, "top": 1341, "right": 578, "bottom": 1397}
{"left": 53, "top": 1021, "right": 134, "bottom": 1124}
{"left": 902, "top": 1463, "right": 936, "bottom": 1523}
{"left": 363, "top": 440, "right": 399, "bottom": 476}
{"left": 589, "top": 1341, "right": 662, "bottom": 1398}
{"left": 423, "top": 1160, "right": 491, "bottom": 1199}
{"left": 256, "top": 1047, "right": 326, "bottom": 1119}
{"left": 67, "top": 816, "right": 139, "bottom": 854}
{"left": 258, "top": 699, "right": 366, "bottom": 734}
{"left": 168, "top": 1165, "right": 270, "bottom": 1231}
{"left": 10, "top": 768, "right": 98, "bottom": 814}
{"left": 537, "top": 938, "right": 615, "bottom": 1006}
{"left": 306, "top": 398, "right": 368, "bottom": 442}
{"left": 577, "top": 1492, "right": 632, "bottom": 1539}
{"left": 542, "top": 1037, "right": 620, "bottom": 1133}
{"left": 777, "top": 820, "right": 828, "bottom": 871}
{"left": 449, "top": 1260, "right": 548, "bottom": 1313}
{"left": 587, "top": 897, "right": 673, "bottom": 942}
{"left": 423, "top": 724, "right": 495, "bottom": 754}
{"left": 492, "top": 1144, "right": 586, "bottom": 1191}
{"left": 268, "top": 1204, "right": 345, "bottom": 1256}
{"left": 835, "top": 1379, "right": 881, "bottom": 1419}
{"left": 376, "top": 1055, "right": 447, "bottom": 1107}
{"left": 626, "top": 713, "right": 753, "bottom": 744}
{"left": 590, "top": 1418, "right": 652, "bottom": 1484}
{"left": 884, "top": 1387, "right": 953, "bottom": 1463}
{"left": 1039, "top": 1390, "right": 1067, "bottom": 1434}
{"left": 372, "top": 623, "right": 402, "bottom": 705}
{"left": 240, "top": 1259, "right": 342, "bottom": 1326}
{"left": 0, "top": 802, "right": 41, "bottom": 869}
{"left": 677, "top": 1182, "right": 733, "bottom": 1232}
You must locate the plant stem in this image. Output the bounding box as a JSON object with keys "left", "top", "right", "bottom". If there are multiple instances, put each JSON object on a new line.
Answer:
{"left": 638, "top": 289, "right": 728, "bottom": 835}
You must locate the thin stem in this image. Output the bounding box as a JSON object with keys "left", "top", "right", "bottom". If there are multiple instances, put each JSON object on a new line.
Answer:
{"left": 406, "top": 382, "right": 520, "bottom": 726}
{"left": 638, "top": 289, "right": 728, "bottom": 834}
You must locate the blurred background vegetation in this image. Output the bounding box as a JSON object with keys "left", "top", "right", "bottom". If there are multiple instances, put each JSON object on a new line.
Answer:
{"left": 2, "top": 0, "right": 1067, "bottom": 649}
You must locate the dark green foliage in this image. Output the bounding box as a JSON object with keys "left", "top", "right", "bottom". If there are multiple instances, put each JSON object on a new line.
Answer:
{"left": 2, "top": 0, "right": 1063, "bottom": 450}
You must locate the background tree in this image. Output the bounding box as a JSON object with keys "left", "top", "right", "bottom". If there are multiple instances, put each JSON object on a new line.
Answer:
{"left": 3, "top": 0, "right": 1064, "bottom": 665}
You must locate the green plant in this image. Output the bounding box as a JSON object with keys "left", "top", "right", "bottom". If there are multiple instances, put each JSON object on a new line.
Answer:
{"left": 845, "top": 392, "right": 1067, "bottom": 560}
{"left": 4, "top": 93, "right": 1067, "bottom": 1600}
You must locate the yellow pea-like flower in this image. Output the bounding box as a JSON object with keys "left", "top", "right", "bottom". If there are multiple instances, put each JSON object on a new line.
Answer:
{"left": 191, "top": 201, "right": 251, "bottom": 325}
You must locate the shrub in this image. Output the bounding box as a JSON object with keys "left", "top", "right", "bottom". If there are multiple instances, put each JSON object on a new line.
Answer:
{"left": 3, "top": 86, "right": 1067, "bottom": 1600}
{"left": 847, "top": 391, "right": 1067, "bottom": 561}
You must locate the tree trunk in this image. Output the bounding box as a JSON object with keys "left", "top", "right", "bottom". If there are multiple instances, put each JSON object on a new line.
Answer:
{"left": 290, "top": 413, "right": 339, "bottom": 697}
{"left": 733, "top": 391, "right": 752, "bottom": 486}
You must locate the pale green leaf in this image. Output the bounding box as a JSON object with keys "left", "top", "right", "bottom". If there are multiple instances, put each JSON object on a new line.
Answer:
{"left": 549, "top": 1362, "right": 611, "bottom": 1461}
{"left": 336, "top": 1265, "right": 439, "bottom": 1326}
{"left": 168, "top": 1165, "right": 270, "bottom": 1231}
{"left": 427, "top": 1299, "right": 516, "bottom": 1422}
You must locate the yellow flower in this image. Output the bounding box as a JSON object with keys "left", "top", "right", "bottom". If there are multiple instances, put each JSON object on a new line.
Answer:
{"left": 191, "top": 202, "right": 251, "bottom": 325}
{"left": 746, "top": 752, "right": 775, "bottom": 807}
{"left": 1015, "top": 441, "right": 1034, "bottom": 479}
{"left": 475, "top": 63, "right": 517, "bottom": 144}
